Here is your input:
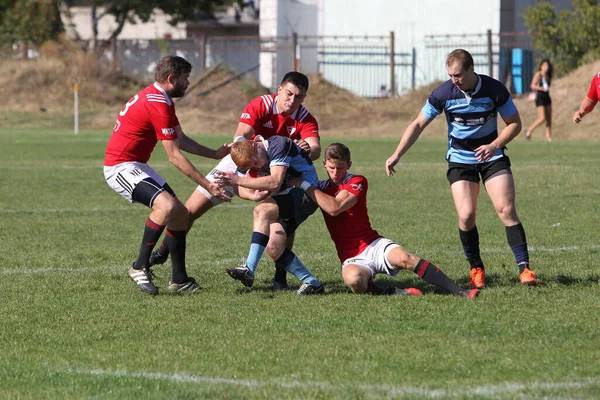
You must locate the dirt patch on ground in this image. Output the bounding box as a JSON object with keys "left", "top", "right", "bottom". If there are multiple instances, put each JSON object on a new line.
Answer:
{"left": 1, "top": 55, "right": 599, "bottom": 140}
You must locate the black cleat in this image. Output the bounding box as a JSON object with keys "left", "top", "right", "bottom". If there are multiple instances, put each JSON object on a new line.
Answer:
{"left": 272, "top": 279, "right": 292, "bottom": 291}
{"left": 226, "top": 266, "right": 255, "bottom": 287}
{"left": 168, "top": 277, "right": 201, "bottom": 294}
{"left": 296, "top": 283, "right": 325, "bottom": 295}
{"left": 128, "top": 266, "right": 158, "bottom": 295}
{"left": 148, "top": 249, "right": 169, "bottom": 267}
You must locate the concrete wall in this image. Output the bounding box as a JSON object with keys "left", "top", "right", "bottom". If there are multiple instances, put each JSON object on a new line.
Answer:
{"left": 259, "top": 0, "right": 320, "bottom": 90}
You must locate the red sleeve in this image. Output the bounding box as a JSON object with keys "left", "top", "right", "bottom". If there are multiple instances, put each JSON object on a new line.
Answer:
{"left": 148, "top": 101, "right": 179, "bottom": 141}
{"left": 341, "top": 175, "right": 367, "bottom": 198}
{"left": 298, "top": 113, "right": 320, "bottom": 140}
{"left": 586, "top": 74, "right": 600, "bottom": 102}
{"left": 239, "top": 96, "right": 268, "bottom": 130}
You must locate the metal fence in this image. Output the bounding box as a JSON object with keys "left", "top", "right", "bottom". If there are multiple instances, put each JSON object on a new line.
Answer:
{"left": 7, "top": 31, "right": 536, "bottom": 97}
{"left": 110, "top": 33, "right": 416, "bottom": 98}
{"left": 424, "top": 31, "right": 535, "bottom": 93}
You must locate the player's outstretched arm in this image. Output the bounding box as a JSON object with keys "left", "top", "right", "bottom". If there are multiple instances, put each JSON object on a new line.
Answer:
{"left": 233, "top": 122, "right": 255, "bottom": 140}
{"left": 176, "top": 126, "right": 230, "bottom": 159}
{"left": 573, "top": 96, "right": 597, "bottom": 123}
{"left": 292, "top": 178, "right": 358, "bottom": 216}
{"left": 162, "top": 139, "right": 231, "bottom": 202}
{"left": 385, "top": 112, "right": 431, "bottom": 176}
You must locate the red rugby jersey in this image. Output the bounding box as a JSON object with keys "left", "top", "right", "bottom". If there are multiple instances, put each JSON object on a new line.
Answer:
{"left": 319, "top": 174, "right": 382, "bottom": 262}
{"left": 239, "top": 94, "right": 319, "bottom": 141}
{"left": 586, "top": 72, "right": 600, "bottom": 103}
{"left": 105, "top": 83, "right": 180, "bottom": 166}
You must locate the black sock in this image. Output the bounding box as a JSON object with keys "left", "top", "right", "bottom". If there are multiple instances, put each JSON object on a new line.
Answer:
{"left": 156, "top": 242, "right": 169, "bottom": 258}
{"left": 133, "top": 219, "right": 165, "bottom": 270}
{"left": 506, "top": 223, "right": 529, "bottom": 273}
{"left": 274, "top": 248, "right": 293, "bottom": 283}
{"left": 459, "top": 227, "right": 484, "bottom": 269}
{"left": 414, "top": 259, "right": 463, "bottom": 295}
{"left": 164, "top": 229, "right": 188, "bottom": 284}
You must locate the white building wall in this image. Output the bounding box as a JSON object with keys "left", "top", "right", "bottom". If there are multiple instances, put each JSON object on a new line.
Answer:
{"left": 318, "top": 0, "right": 501, "bottom": 94}
{"left": 259, "top": 0, "right": 319, "bottom": 90}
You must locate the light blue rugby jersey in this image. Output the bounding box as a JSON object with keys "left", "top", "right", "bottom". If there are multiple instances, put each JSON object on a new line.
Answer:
{"left": 421, "top": 74, "right": 518, "bottom": 164}
{"left": 258, "top": 135, "right": 319, "bottom": 192}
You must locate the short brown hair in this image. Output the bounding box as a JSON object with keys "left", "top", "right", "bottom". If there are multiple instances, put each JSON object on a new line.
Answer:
{"left": 155, "top": 55, "right": 192, "bottom": 83}
{"left": 324, "top": 143, "right": 351, "bottom": 163}
{"left": 446, "top": 49, "right": 474, "bottom": 72}
{"left": 230, "top": 140, "right": 255, "bottom": 170}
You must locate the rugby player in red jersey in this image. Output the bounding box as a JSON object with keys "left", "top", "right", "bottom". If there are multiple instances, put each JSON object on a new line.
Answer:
{"left": 294, "top": 143, "right": 478, "bottom": 298}
{"left": 150, "top": 72, "right": 321, "bottom": 290}
{"left": 104, "top": 55, "right": 231, "bottom": 295}
{"left": 573, "top": 71, "right": 600, "bottom": 123}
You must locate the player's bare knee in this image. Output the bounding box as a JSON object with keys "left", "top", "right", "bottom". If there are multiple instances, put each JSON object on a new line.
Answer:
{"left": 496, "top": 204, "right": 517, "bottom": 223}
{"left": 253, "top": 202, "right": 278, "bottom": 222}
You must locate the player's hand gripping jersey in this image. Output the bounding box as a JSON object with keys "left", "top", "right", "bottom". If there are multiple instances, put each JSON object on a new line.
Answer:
{"left": 105, "top": 83, "right": 179, "bottom": 166}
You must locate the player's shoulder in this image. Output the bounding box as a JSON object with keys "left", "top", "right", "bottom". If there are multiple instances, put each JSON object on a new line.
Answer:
{"left": 430, "top": 80, "right": 459, "bottom": 101}
{"left": 247, "top": 93, "right": 276, "bottom": 112}
{"left": 142, "top": 83, "right": 173, "bottom": 108}
{"left": 342, "top": 174, "right": 367, "bottom": 190}
{"left": 292, "top": 104, "right": 315, "bottom": 123}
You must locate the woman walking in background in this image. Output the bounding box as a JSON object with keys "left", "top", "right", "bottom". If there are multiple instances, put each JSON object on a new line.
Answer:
{"left": 525, "top": 59, "right": 553, "bottom": 142}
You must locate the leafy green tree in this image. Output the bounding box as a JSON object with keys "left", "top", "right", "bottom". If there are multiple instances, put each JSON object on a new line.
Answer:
{"left": 0, "top": 0, "right": 63, "bottom": 54}
{"left": 523, "top": 0, "right": 600, "bottom": 74}
{"left": 82, "top": 0, "right": 224, "bottom": 51}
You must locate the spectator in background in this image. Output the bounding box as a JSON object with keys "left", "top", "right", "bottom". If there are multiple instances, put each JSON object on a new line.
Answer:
{"left": 384, "top": 49, "right": 539, "bottom": 289}
{"left": 573, "top": 71, "right": 600, "bottom": 123}
{"left": 524, "top": 59, "right": 553, "bottom": 142}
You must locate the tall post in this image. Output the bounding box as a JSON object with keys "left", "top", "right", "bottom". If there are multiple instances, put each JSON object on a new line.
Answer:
{"left": 73, "top": 78, "right": 79, "bottom": 135}
{"left": 390, "top": 31, "right": 396, "bottom": 96}
{"left": 411, "top": 47, "right": 416, "bottom": 90}
{"left": 487, "top": 29, "right": 493, "bottom": 77}
{"left": 200, "top": 34, "right": 207, "bottom": 71}
{"left": 292, "top": 32, "right": 298, "bottom": 71}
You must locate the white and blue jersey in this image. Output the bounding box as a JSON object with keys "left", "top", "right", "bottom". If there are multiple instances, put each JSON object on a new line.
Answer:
{"left": 421, "top": 74, "right": 518, "bottom": 164}
{"left": 258, "top": 135, "right": 319, "bottom": 192}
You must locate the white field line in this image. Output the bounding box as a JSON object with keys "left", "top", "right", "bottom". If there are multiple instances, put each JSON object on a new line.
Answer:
{"left": 69, "top": 368, "right": 600, "bottom": 398}
{"left": 0, "top": 204, "right": 254, "bottom": 215}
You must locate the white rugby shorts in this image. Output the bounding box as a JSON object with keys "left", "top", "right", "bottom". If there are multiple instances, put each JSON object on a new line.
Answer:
{"left": 341, "top": 238, "right": 401, "bottom": 278}
{"left": 195, "top": 154, "right": 237, "bottom": 205}
{"left": 104, "top": 162, "right": 166, "bottom": 203}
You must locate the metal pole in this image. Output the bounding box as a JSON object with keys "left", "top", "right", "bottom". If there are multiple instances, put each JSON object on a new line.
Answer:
{"left": 411, "top": 47, "right": 416, "bottom": 90}
{"left": 74, "top": 78, "right": 79, "bottom": 135}
{"left": 390, "top": 31, "right": 396, "bottom": 96}
{"left": 292, "top": 32, "right": 298, "bottom": 71}
{"left": 487, "top": 29, "right": 493, "bottom": 77}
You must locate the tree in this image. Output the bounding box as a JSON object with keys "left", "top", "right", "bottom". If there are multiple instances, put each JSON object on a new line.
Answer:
{"left": 0, "top": 0, "right": 63, "bottom": 57}
{"left": 80, "top": 0, "right": 225, "bottom": 52}
{"left": 523, "top": 0, "right": 600, "bottom": 74}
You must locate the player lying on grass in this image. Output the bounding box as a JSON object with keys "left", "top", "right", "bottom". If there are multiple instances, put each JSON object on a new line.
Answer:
{"left": 214, "top": 135, "right": 324, "bottom": 295}
{"left": 292, "top": 142, "right": 479, "bottom": 298}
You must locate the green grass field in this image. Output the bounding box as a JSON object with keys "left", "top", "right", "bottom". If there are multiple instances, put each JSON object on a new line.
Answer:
{"left": 0, "top": 128, "right": 599, "bottom": 399}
